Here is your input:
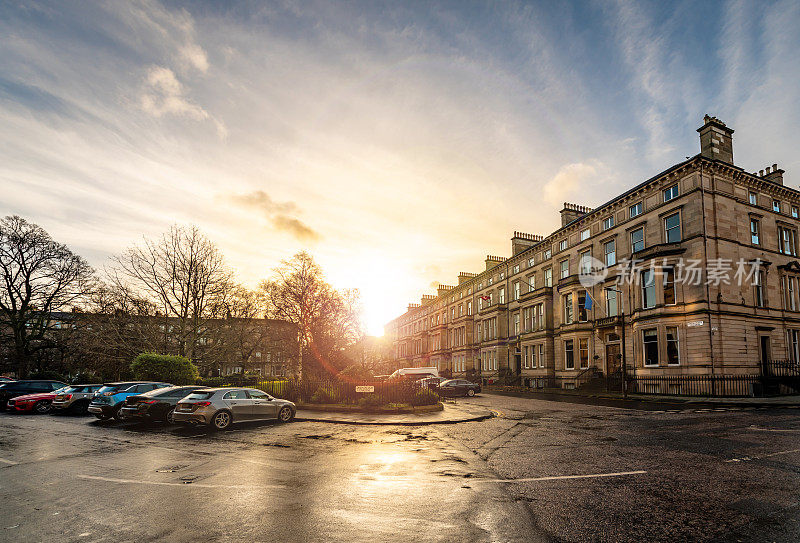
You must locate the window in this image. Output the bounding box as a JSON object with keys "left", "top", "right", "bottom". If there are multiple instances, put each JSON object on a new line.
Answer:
{"left": 500, "top": 272, "right": 504, "bottom": 279}
{"left": 488, "top": 277, "right": 493, "bottom": 285}
{"left": 606, "top": 288, "right": 618, "bottom": 317}
{"left": 749, "top": 192, "right": 757, "bottom": 205}
{"left": 560, "top": 259, "right": 569, "bottom": 279}
{"left": 788, "top": 330, "right": 800, "bottom": 364}
{"left": 579, "top": 338, "right": 589, "bottom": 369}
{"left": 513, "top": 282, "right": 520, "bottom": 300}
{"left": 564, "top": 339, "right": 575, "bottom": 370}
{"left": 459, "top": 304, "right": 463, "bottom": 316}
{"left": 602, "top": 216, "right": 614, "bottom": 231}
{"left": 537, "top": 304, "right": 544, "bottom": 330}
{"left": 604, "top": 239, "right": 616, "bottom": 267}
{"left": 666, "top": 327, "right": 680, "bottom": 365}
{"left": 663, "top": 267, "right": 676, "bottom": 305}
{"left": 544, "top": 268, "right": 553, "bottom": 287}
{"left": 499, "top": 287, "right": 505, "bottom": 304}
{"left": 577, "top": 290, "right": 588, "bottom": 322}
{"left": 755, "top": 270, "right": 765, "bottom": 307}
{"left": 793, "top": 206, "right": 799, "bottom": 219}
{"left": 513, "top": 264, "right": 519, "bottom": 274}
{"left": 750, "top": 218, "right": 760, "bottom": 245}
{"left": 523, "top": 307, "right": 532, "bottom": 331}
{"left": 528, "top": 257, "right": 535, "bottom": 268}
{"left": 786, "top": 276, "right": 797, "bottom": 311}
{"left": 629, "top": 202, "right": 642, "bottom": 218}
{"left": 544, "top": 249, "right": 551, "bottom": 259}
{"left": 513, "top": 313, "right": 520, "bottom": 335}
{"left": 779, "top": 226, "right": 797, "bottom": 255}
{"left": 643, "top": 329, "right": 659, "bottom": 366}
{"left": 539, "top": 344, "right": 545, "bottom": 367}
{"left": 642, "top": 269, "right": 656, "bottom": 309}
{"left": 663, "top": 185, "right": 679, "bottom": 202}
{"left": 664, "top": 212, "right": 681, "bottom": 243}
{"left": 563, "top": 293, "right": 574, "bottom": 324}
{"left": 527, "top": 274, "right": 535, "bottom": 292}
{"left": 527, "top": 345, "right": 534, "bottom": 368}
{"left": 580, "top": 250, "right": 592, "bottom": 274}
{"left": 773, "top": 200, "right": 781, "bottom": 213}
{"left": 559, "top": 239, "right": 568, "bottom": 252}
{"left": 631, "top": 227, "right": 644, "bottom": 253}
{"left": 467, "top": 301, "right": 472, "bottom": 315}
{"left": 581, "top": 228, "right": 590, "bottom": 241}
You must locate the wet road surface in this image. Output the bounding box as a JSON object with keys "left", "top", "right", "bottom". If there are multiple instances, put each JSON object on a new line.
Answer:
{"left": 1, "top": 393, "right": 799, "bottom": 542}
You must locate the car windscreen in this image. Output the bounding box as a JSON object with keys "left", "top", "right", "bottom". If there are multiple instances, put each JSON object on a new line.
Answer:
{"left": 63, "top": 386, "right": 82, "bottom": 393}
{"left": 183, "top": 391, "right": 214, "bottom": 401}
{"left": 97, "top": 384, "right": 129, "bottom": 394}
{"left": 440, "top": 380, "right": 456, "bottom": 386}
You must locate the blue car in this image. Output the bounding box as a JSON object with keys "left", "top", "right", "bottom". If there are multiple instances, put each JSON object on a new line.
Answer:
{"left": 88, "top": 382, "right": 172, "bottom": 420}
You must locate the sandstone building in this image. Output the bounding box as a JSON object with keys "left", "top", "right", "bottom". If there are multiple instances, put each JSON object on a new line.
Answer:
{"left": 386, "top": 117, "right": 799, "bottom": 394}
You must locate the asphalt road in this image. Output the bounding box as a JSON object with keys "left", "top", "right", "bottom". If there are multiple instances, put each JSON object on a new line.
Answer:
{"left": 0, "top": 394, "right": 798, "bottom": 543}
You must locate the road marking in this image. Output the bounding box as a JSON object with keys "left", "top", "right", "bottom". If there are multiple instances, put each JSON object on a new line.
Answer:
{"left": 748, "top": 425, "right": 800, "bottom": 433}
{"left": 479, "top": 470, "right": 647, "bottom": 483}
{"left": 0, "top": 457, "right": 18, "bottom": 465}
{"left": 77, "top": 474, "right": 284, "bottom": 489}
{"left": 725, "top": 448, "right": 800, "bottom": 463}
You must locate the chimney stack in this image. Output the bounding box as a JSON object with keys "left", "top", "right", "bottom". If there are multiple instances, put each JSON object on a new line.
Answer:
{"left": 560, "top": 203, "right": 592, "bottom": 227}
{"left": 484, "top": 255, "right": 507, "bottom": 271}
{"left": 458, "top": 272, "right": 477, "bottom": 284}
{"left": 698, "top": 115, "right": 734, "bottom": 164}
{"left": 511, "top": 231, "right": 544, "bottom": 255}
{"left": 761, "top": 163, "right": 785, "bottom": 185}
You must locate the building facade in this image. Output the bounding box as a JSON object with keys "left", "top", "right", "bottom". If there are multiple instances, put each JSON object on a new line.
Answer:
{"left": 386, "top": 116, "right": 799, "bottom": 392}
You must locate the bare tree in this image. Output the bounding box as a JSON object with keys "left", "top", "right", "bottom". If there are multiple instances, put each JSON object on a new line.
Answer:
{"left": 260, "top": 251, "right": 361, "bottom": 378}
{"left": 0, "top": 216, "right": 94, "bottom": 377}
{"left": 110, "top": 225, "right": 233, "bottom": 363}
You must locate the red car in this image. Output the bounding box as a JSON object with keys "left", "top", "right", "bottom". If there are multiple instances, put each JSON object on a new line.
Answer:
{"left": 6, "top": 386, "right": 69, "bottom": 414}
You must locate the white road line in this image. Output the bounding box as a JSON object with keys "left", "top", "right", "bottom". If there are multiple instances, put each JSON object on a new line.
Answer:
{"left": 0, "top": 457, "right": 19, "bottom": 465}
{"left": 725, "top": 448, "right": 800, "bottom": 463}
{"left": 478, "top": 470, "right": 647, "bottom": 483}
{"left": 77, "top": 474, "right": 284, "bottom": 489}
{"left": 748, "top": 425, "right": 800, "bottom": 433}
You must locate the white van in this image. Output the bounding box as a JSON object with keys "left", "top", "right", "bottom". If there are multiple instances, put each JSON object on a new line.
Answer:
{"left": 389, "top": 367, "right": 439, "bottom": 380}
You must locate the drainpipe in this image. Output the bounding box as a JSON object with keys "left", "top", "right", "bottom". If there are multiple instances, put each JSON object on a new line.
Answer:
{"left": 699, "top": 160, "right": 718, "bottom": 389}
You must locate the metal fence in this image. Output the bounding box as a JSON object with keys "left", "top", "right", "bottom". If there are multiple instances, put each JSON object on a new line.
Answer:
{"left": 196, "top": 376, "right": 437, "bottom": 405}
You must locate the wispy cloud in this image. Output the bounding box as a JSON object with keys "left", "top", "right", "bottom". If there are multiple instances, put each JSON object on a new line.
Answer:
{"left": 140, "top": 66, "right": 208, "bottom": 120}
{"left": 227, "top": 191, "right": 320, "bottom": 243}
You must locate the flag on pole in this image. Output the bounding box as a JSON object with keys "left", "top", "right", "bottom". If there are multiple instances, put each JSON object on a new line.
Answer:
{"left": 585, "top": 292, "right": 594, "bottom": 310}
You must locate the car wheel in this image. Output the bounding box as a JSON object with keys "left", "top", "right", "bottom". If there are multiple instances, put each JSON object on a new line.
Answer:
{"left": 33, "top": 400, "right": 51, "bottom": 414}
{"left": 164, "top": 407, "right": 177, "bottom": 424}
{"left": 71, "top": 401, "right": 89, "bottom": 415}
{"left": 278, "top": 406, "right": 294, "bottom": 423}
{"left": 112, "top": 405, "right": 124, "bottom": 421}
{"left": 94, "top": 413, "right": 110, "bottom": 420}
{"left": 466, "top": 389, "right": 475, "bottom": 397}
{"left": 211, "top": 410, "right": 232, "bottom": 430}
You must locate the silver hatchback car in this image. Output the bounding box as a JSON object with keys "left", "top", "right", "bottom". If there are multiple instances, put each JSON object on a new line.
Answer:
{"left": 173, "top": 388, "right": 296, "bottom": 430}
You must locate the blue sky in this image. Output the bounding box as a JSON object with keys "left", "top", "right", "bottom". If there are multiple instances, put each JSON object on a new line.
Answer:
{"left": 1, "top": 0, "right": 799, "bottom": 334}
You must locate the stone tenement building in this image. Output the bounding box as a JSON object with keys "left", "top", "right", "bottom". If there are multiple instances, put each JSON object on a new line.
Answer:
{"left": 386, "top": 116, "right": 799, "bottom": 391}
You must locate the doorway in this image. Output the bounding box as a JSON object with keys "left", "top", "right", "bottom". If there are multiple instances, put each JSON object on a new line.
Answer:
{"left": 605, "top": 343, "right": 621, "bottom": 375}
{"left": 760, "top": 335, "right": 771, "bottom": 376}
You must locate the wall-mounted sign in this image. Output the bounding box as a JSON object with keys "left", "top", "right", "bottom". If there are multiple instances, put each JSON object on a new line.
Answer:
{"left": 355, "top": 386, "right": 375, "bottom": 393}
{"left": 686, "top": 320, "right": 705, "bottom": 327}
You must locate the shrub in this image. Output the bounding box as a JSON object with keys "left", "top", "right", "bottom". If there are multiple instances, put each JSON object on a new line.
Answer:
{"left": 358, "top": 394, "right": 386, "bottom": 409}
{"left": 337, "top": 364, "right": 374, "bottom": 381}
{"left": 71, "top": 372, "right": 101, "bottom": 384}
{"left": 309, "top": 386, "right": 340, "bottom": 404}
{"left": 409, "top": 388, "right": 439, "bottom": 406}
{"left": 130, "top": 353, "right": 199, "bottom": 385}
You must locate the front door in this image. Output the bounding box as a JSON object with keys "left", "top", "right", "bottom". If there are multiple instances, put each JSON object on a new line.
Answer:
{"left": 606, "top": 343, "right": 621, "bottom": 375}
{"left": 248, "top": 390, "right": 278, "bottom": 419}
{"left": 514, "top": 353, "right": 522, "bottom": 375}
{"left": 760, "top": 336, "right": 771, "bottom": 376}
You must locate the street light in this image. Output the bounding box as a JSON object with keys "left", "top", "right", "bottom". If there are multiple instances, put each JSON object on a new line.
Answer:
{"left": 605, "top": 287, "right": 627, "bottom": 399}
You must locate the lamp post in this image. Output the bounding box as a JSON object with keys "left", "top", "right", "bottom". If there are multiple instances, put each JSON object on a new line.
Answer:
{"left": 605, "top": 287, "right": 627, "bottom": 399}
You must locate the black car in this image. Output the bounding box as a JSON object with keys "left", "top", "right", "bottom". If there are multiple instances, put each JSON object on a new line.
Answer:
{"left": 0, "top": 380, "right": 67, "bottom": 410}
{"left": 437, "top": 379, "right": 481, "bottom": 397}
{"left": 88, "top": 381, "right": 173, "bottom": 420}
{"left": 118, "top": 385, "right": 206, "bottom": 423}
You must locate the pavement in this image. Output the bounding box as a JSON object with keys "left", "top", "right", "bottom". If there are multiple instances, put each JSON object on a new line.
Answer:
{"left": 1, "top": 393, "right": 799, "bottom": 542}
{"left": 486, "top": 386, "right": 800, "bottom": 409}
{"left": 295, "top": 402, "right": 493, "bottom": 425}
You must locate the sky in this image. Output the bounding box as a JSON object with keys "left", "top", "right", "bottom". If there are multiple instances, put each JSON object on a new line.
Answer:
{"left": 1, "top": 0, "right": 799, "bottom": 336}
